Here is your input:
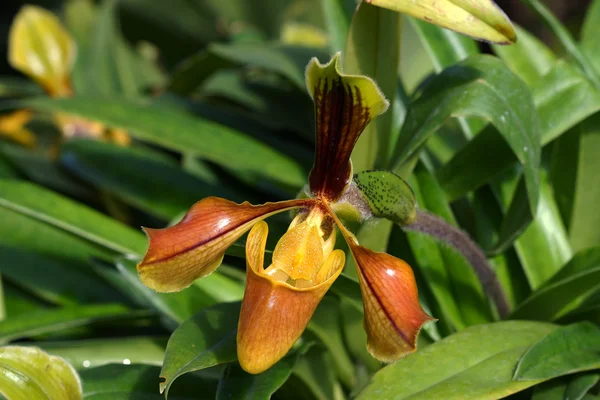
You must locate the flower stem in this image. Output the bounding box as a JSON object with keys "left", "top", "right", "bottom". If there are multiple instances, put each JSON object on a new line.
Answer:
{"left": 403, "top": 209, "right": 511, "bottom": 319}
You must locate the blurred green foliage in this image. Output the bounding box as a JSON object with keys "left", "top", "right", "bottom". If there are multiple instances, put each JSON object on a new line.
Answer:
{"left": 0, "top": 0, "right": 599, "bottom": 399}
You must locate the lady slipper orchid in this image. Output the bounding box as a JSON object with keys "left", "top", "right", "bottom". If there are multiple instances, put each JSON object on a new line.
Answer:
{"left": 137, "top": 53, "right": 434, "bottom": 374}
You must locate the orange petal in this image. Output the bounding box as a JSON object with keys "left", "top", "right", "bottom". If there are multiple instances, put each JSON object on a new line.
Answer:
{"left": 137, "top": 197, "right": 315, "bottom": 292}
{"left": 237, "top": 221, "right": 345, "bottom": 374}
{"left": 349, "top": 242, "right": 434, "bottom": 362}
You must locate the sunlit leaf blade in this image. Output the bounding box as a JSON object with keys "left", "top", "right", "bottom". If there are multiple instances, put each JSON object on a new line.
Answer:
{"left": 0, "top": 179, "right": 146, "bottom": 255}
{"left": 357, "top": 321, "right": 557, "bottom": 399}
{"left": 394, "top": 55, "right": 540, "bottom": 217}
{"left": 581, "top": 0, "right": 600, "bottom": 75}
{"left": 344, "top": 2, "right": 400, "bottom": 170}
{"left": 160, "top": 302, "right": 240, "bottom": 396}
{"left": 437, "top": 61, "right": 600, "bottom": 203}
{"left": 510, "top": 247, "right": 600, "bottom": 321}
{"left": 368, "top": 0, "right": 516, "bottom": 44}
{"left": 38, "top": 337, "right": 166, "bottom": 369}
{"left": 0, "top": 304, "right": 135, "bottom": 344}
{"left": 0, "top": 206, "right": 114, "bottom": 267}
{"left": 216, "top": 355, "right": 297, "bottom": 400}
{"left": 521, "top": 0, "right": 600, "bottom": 89}
{"left": 493, "top": 25, "right": 556, "bottom": 86}
{"left": 514, "top": 322, "right": 600, "bottom": 380}
{"left": 23, "top": 97, "right": 307, "bottom": 187}
{"left": 535, "top": 62, "right": 600, "bottom": 145}
{"left": 0, "top": 346, "right": 82, "bottom": 400}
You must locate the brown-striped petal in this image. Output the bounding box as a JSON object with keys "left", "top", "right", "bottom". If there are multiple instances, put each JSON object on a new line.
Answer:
{"left": 237, "top": 221, "right": 345, "bottom": 374}
{"left": 137, "top": 197, "right": 315, "bottom": 293}
{"left": 349, "top": 242, "right": 434, "bottom": 362}
{"left": 305, "top": 53, "right": 389, "bottom": 201}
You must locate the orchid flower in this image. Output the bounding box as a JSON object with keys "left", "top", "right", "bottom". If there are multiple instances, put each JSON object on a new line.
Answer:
{"left": 2, "top": 5, "right": 130, "bottom": 147}
{"left": 137, "top": 53, "right": 434, "bottom": 374}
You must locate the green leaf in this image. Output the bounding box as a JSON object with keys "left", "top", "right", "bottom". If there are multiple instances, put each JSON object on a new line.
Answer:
{"left": 168, "top": 43, "right": 314, "bottom": 94}
{"left": 0, "top": 143, "right": 94, "bottom": 201}
{"left": 510, "top": 247, "right": 600, "bottom": 321}
{"left": 409, "top": 17, "right": 478, "bottom": 72}
{"left": 357, "top": 321, "right": 557, "bottom": 400}
{"left": 522, "top": 0, "right": 600, "bottom": 89}
{"left": 160, "top": 302, "right": 241, "bottom": 396}
{"left": 0, "top": 179, "right": 146, "bottom": 255}
{"left": 467, "top": 186, "right": 531, "bottom": 309}
{"left": 72, "top": 0, "right": 163, "bottom": 98}
{"left": 0, "top": 346, "right": 82, "bottom": 400}
{"left": 0, "top": 304, "right": 133, "bottom": 344}
{"left": 565, "top": 373, "right": 600, "bottom": 400}
{"left": 344, "top": 1, "right": 402, "bottom": 170}
{"left": 306, "top": 297, "right": 355, "bottom": 389}
{"left": 408, "top": 15, "right": 486, "bottom": 151}
{"left": 115, "top": 257, "right": 224, "bottom": 327}
{"left": 2, "top": 283, "right": 48, "bottom": 319}
{"left": 60, "top": 140, "right": 243, "bottom": 220}
{"left": 0, "top": 246, "right": 122, "bottom": 306}
{"left": 216, "top": 355, "right": 297, "bottom": 400}
{"left": 531, "top": 379, "right": 567, "bottom": 400}
{"left": 437, "top": 61, "right": 600, "bottom": 209}
{"left": 394, "top": 55, "right": 540, "bottom": 218}
{"left": 0, "top": 77, "right": 43, "bottom": 97}
{"left": 24, "top": 97, "right": 306, "bottom": 187}
{"left": 514, "top": 322, "right": 600, "bottom": 380}
{"left": 353, "top": 170, "right": 417, "bottom": 225}
{"left": 407, "top": 163, "right": 492, "bottom": 329}
{"left": 535, "top": 62, "right": 600, "bottom": 145}
{"left": 287, "top": 346, "right": 344, "bottom": 400}
{"left": 0, "top": 206, "right": 113, "bottom": 265}
{"left": 552, "top": 113, "right": 600, "bottom": 252}
{"left": 319, "top": 0, "right": 354, "bottom": 52}
{"left": 506, "top": 170, "right": 572, "bottom": 289}
{"left": 582, "top": 0, "right": 600, "bottom": 75}
{"left": 39, "top": 337, "right": 166, "bottom": 369}
{"left": 80, "top": 364, "right": 217, "bottom": 400}
{"left": 493, "top": 25, "right": 556, "bottom": 86}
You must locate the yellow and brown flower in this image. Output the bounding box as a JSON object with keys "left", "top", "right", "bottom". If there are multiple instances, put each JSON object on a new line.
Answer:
{"left": 137, "top": 53, "right": 433, "bottom": 374}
